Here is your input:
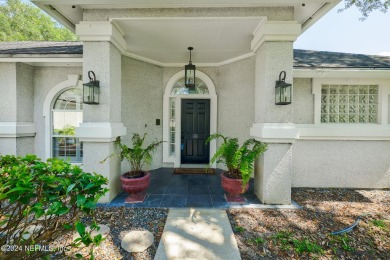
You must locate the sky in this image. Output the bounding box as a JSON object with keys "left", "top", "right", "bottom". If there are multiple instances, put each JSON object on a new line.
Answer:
{"left": 294, "top": 1, "right": 390, "bottom": 56}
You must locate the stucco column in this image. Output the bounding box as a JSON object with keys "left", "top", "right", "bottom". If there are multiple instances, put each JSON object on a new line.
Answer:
{"left": 75, "top": 36, "right": 126, "bottom": 202}
{"left": 0, "top": 63, "right": 35, "bottom": 156}
{"left": 250, "top": 21, "right": 300, "bottom": 204}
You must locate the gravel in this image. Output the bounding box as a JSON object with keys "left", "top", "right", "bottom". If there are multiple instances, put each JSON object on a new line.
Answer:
{"left": 48, "top": 188, "right": 389, "bottom": 259}
{"left": 52, "top": 207, "right": 168, "bottom": 260}
{"left": 227, "top": 188, "right": 389, "bottom": 259}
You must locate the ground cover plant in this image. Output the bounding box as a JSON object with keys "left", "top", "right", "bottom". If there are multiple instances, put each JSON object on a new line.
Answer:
{"left": 0, "top": 154, "right": 108, "bottom": 259}
{"left": 228, "top": 188, "right": 389, "bottom": 259}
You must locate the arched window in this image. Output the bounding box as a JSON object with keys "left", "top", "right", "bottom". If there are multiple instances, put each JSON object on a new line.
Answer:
{"left": 171, "top": 77, "right": 209, "bottom": 95}
{"left": 52, "top": 88, "right": 83, "bottom": 163}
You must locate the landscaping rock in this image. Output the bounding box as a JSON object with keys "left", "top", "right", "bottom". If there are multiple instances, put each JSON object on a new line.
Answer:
{"left": 121, "top": 230, "right": 154, "bottom": 253}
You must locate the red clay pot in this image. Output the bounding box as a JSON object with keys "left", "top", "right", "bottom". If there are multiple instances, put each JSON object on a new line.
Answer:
{"left": 120, "top": 171, "right": 150, "bottom": 194}
{"left": 221, "top": 171, "right": 249, "bottom": 195}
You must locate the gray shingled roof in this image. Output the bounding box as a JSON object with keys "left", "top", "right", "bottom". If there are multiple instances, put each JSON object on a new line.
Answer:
{"left": 0, "top": 41, "right": 82, "bottom": 54}
{"left": 294, "top": 49, "right": 390, "bottom": 69}
{"left": 0, "top": 41, "right": 389, "bottom": 69}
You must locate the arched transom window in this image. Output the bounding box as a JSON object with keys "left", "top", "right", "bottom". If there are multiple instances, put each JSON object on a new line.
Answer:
{"left": 52, "top": 88, "right": 83, "bottom": 163}
{"left": 171, "top": 77, "right": 209, "bottom": 95}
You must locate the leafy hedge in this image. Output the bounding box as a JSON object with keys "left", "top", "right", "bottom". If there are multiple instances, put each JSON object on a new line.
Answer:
{"left": 0, "top": 154, "right": 108, "bottom": 259}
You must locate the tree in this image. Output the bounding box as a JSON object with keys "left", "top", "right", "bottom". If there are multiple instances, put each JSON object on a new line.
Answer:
{"left": 341, "top": 0, "right": 389, "bottom": 19}
{"left": 0, "top": 0, "right": 77, "bottom": 41}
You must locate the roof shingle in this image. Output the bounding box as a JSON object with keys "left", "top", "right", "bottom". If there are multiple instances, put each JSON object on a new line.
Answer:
{"left": 0, "top": 41, "right": 389, "bottom": 69}
{"left": 0, "top": 41, "right": 82, "bottom": 54}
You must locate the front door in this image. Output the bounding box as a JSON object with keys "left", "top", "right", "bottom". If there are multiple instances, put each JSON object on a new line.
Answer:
{"left": 181, "top": 99, "right": 210, "bottom": 164}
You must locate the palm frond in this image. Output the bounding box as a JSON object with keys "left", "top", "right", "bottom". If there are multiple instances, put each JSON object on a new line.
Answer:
{"left": 207, "top": 133, "right": 268, "bottom": 188}
{"left": 102, "top": 133, "right": 165, "bottom": 172}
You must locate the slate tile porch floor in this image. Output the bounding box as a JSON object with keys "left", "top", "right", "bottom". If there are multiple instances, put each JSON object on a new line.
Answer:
{"left": 102, "top": 168, "right": 265, "bottom": 209}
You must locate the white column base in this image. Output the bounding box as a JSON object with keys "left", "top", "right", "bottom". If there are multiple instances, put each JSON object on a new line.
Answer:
{"left": 254, "top": 143, "right": 292, "bottom": 205}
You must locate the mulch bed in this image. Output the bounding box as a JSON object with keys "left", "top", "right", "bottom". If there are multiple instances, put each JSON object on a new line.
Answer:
{"left": 48, "top": 188, "right": 388, "bottom": 259}
{"left": 227, "top": 188, "right": 389, "bottom": 259}
{"left": 52, "top": 207, "right": 168, "bottom": 260}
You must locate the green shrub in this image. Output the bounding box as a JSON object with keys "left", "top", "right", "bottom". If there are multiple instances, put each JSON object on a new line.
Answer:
{"left": 0, "top": 154, "right": 108, "bottom": 260}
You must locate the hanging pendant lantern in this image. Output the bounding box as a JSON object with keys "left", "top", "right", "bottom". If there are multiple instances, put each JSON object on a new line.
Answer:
{"left": 275, "top": 71, "right": 292, "bottom": 105}
{"left": 185, "top": 47, "right": 196, "bottom": 88}
{"left": 83, "top": 71, "right": 100, "bottom": 105}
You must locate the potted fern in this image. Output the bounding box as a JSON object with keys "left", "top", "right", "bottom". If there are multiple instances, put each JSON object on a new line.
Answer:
{"left": 103, "top": 133, "right": 164, "bottom": 201}
{"left": 206, "top": 133, "right": 267, "bottom": 195}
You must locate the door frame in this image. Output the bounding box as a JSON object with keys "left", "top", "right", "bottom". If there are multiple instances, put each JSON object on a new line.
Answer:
{"left": 163, "top": 70, "right": 217, "bottom": 168}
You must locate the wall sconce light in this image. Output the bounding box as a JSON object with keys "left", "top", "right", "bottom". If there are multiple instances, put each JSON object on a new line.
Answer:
{"left": 83, "top": 71, "right": 100, "bottom": 105}
{"left": 185, "top": 47, "right": 196, "bottom": 88}
{"left": 275, "top": 71, "right": 292, "bottom": 105}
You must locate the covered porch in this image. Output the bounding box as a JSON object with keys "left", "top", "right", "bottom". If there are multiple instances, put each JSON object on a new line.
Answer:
{"left": 29, "top": 0, "right": 341, "bottom": 205}
{"left": 102, "top": 168, "right": 300, "bottom": 209}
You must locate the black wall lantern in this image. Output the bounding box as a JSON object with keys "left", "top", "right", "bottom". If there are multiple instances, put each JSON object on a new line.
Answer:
{"left": 275, "top": 71, "right": 292, "bottom": 105}
{"left": 83, "top": 71, "right": 100, "bottom": 105}
{"left": 185, "top": 47, "right": 196, "bottom": 88}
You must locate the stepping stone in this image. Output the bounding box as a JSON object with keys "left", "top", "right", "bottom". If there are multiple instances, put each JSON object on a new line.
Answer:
{"left": 73, "top": 224, "right": 110, "bottom": 240}
{"left": 121, "top": 230, "right": 154, "bottom": 253}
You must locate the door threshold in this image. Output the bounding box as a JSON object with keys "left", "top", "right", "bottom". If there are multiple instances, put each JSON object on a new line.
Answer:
{"left": 179, "top": 164, "right": 210, "bottom": 168}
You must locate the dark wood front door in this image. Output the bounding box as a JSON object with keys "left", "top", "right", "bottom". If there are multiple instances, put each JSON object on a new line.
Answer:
{"left": 181, "top": 99, "right": 210, "bottom": 164}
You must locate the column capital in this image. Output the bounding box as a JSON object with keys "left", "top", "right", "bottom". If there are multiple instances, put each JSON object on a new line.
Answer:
{"left": 76, "top": 21, "right": 126, "bottom": 53}
{"left": 251, "top": 21, "right": 301, "bottom": 53}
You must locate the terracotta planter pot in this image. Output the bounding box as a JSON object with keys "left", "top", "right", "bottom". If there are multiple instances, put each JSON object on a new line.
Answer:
{"left": 120, "top": 171, "right": 150, "bottom": 194}
{"left": 221, "top": 171, "right": 249, "bottom": 195}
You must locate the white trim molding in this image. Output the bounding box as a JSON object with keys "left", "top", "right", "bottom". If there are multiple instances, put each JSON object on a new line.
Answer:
{"left": 0, "top": 122, "right": 36, "bottom": 138}
{"left": 76, "top": 122, "right": 127, "bottom": 142}
{"left": 297, "top": 124, "right": 390, "bottom": 140}
{"left": 163, "top": 70, "right": 217, "bottom": 168}
{"left": 294, "top": 69, "right": 390, "bottom": 79}
{"left": 251, "top": 21, "right": 301, "bottom": 53}
{"left": 250, "top": 123, "right": 298, "bottom": 143}
{"left": 250, "top": 123, "right": 390, "bottom": 141}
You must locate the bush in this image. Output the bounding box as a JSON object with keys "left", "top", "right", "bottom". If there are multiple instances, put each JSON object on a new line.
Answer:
{"left": 0, "top": 154, "right": 108, "bottom": 260}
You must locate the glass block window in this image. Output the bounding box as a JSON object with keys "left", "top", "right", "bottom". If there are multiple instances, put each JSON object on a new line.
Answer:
{"left": 171, "top": 77, "right": 209, "bottom": 94}
{"left": 52, "top": 88, "right": 83, "bottom": 162}
{"left": 169, "top": 97, "right": 176, "bottom": 155}
{"left": 321, "top": 85, "right": 378, "bottom": 123}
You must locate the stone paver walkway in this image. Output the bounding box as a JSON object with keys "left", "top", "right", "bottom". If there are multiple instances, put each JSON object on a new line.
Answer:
{"left": 155, "top": 208, "right": 241, "bottom": 260}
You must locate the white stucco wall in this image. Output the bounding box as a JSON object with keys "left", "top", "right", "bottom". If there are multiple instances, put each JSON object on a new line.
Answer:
{"left": 293, "top": 78, "right": 314, "bottom": 124}
{"left": 121, "top": 56, "right": 164, "bottom": 171}
{"left": 33, "top": 66, "right": 83, "bottom": 159}
{"left": 255, "top": 42, "right": 294, "bottom": 123}
{"left": 0, "top": 138, "right": 16, "bottom": 155}
{"left": 16, "top": 63, "right": 34, "bottom": 122}
{"left": 218, "top": 57, "right": 255, "bottom": 142}
{"left": 293, "top": 140, "right": 390, "bottom": 188}
{"left": 0, "top": 63, "right": 17, "bottom": 121}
